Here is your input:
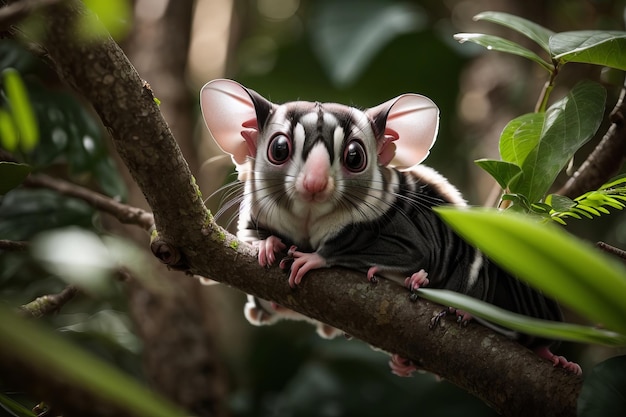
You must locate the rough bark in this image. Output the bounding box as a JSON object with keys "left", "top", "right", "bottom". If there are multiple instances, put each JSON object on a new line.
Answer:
{"left": 1, "top": 1, "right": 586, "bottom": 416}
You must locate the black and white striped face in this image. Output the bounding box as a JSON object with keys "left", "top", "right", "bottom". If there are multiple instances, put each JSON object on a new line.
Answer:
{"left": 248, "top": 101, "right": 392, "bottom": 246}
{"left": 255, "top": 101, "right": 384, "bottom": 205}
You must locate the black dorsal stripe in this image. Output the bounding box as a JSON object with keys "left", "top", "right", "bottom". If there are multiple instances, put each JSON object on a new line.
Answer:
{"left": 301, "top": 102, "right": 337, "bottom": 162}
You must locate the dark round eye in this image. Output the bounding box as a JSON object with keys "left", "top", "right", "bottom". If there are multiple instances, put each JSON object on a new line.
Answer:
{"left": 267, "top": 134, "right": 292, "bottom": 165}
{"left": 343, "top": 140, "right": 367, "bottom": 172}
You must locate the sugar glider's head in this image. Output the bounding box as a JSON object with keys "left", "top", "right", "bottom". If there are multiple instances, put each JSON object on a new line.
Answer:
{"left": 200, "top": 79, "right": 440, "bottom": 210}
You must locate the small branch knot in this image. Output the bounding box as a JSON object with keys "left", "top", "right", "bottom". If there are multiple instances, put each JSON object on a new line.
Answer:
{"left": 150, "top": 238, "right": 187, "bottom": 270}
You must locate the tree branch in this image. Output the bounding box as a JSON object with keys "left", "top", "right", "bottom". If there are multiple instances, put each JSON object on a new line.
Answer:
{"left": 2, "top": 1, "right": 583, "bottom": 416}
{"left": 558, "top": 77, "right": 626, "bottom": 198}
{"left": 596, "top": 241, "right": 626, "bottom": 265}
{"left": 0, "top": 239, "right": 29, "bottom": 251}
{"left": 19, "top": 285, "right": 79, "bottom": 318}
{"left": 121, "top": 1, "right": 229, "bottom": 415}
{"left": 23, "top": 174, "right": 154, "bottom": 231}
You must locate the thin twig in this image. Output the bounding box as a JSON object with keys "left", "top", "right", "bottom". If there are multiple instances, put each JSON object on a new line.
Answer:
{"left": 23, "top": 174, "right": 155, "bottom": 231}
{"left": 596, "top": 241, "right": 626, "bottom": 265}
{"left": 19, "top": 285, "right": 79, "bottom": 318}
{"left": 0, "top": 239, "right": 29, "bottom": 251}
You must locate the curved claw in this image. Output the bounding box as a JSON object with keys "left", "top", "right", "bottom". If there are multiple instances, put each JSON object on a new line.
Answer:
{"left": 257, "top": 236, "right": 287, "bottom": 267}
{"left": 429, "top": 307, "right": 473, "bottom": 328}
{"left": 448, "top": 307, "right": 473, "bottom": 326}
{"left": 430, "top": 308, "right": 448, "bottom": 329}
{"left": 285, "top": 249, "right": 327, "bottom": 288}
{"left": 404, "top": 269, "right": 429, "bottom": 292}
{"left": 366, "top": 266, "right": 380, "bottom": 284}
{"left": 534, "top": 346, "right": 582, "bottom": 375}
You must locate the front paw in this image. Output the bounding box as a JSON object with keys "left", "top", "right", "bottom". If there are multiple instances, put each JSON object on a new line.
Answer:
{"left": 389, "top": 354, "right": 419, "bottom": 377}
{"left": 405, "top": 269, "right": 429, "bottom": 292}
{"left": 257, "top": 235, "right": 287, "bottom": 267}
{"left": 280, "top": 246, "right": 327, "bottom": 288}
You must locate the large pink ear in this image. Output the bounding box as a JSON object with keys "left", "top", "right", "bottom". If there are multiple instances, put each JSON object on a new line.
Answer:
{"left": 366, "top": 94, "right": 439, "bottom": 168}
{"left": 200, "top": 79, "right": 271, "bottom": 165}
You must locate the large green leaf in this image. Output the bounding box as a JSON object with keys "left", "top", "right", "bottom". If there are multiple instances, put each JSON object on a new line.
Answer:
{"left": 473, "top": 11, "right": 554, "bottom": 53}
{"left": 514, "top": 80, "right": 606, "bottom": 202}
{"left": 0, "top": 304, "right": 187, "bottom": 417}
{"left": 434, "top": 207, "right": 626, "bottom": 335}
{"left": 453, "top": 33, "right": 553, "bottom": 72}
{"left": 550, "top": 31, "right": 626, "bottom": 70}
{"left": 474, "top": 159, "right": 522, "bottom": 190}
{"left": 418, "top": 289, "right": 626, "bottom": 345}
{"left": 310, "top": 0, "right": 426, "bottom": 86}
{"left": 578, "top": 355, "right": 626, "bottom": 417}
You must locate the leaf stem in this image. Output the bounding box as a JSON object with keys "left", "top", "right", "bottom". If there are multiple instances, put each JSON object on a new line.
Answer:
{"left": 535, "top": 63, "right": 559, "bottom": 112}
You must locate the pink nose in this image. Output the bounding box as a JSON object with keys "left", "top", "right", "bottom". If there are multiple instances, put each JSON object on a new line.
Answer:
{"left": 303, "top": 174, "right": 328, "bottom": 194}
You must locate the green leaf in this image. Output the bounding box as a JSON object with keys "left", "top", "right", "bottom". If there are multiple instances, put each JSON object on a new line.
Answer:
{"left": 473, "top": 11, "right": 554, "bottom": 53}
{"left": 79, "top": 0, "right": 131, "bottom": 40}
{"left": 578, "top": 355, "right": 626, "bottom": 417}
{"left": 499, "top": 112, "right": 544, "bottom": 166}
{"left": 474, "top": 159, "right": 522, "bottom": 189}
{"left": 93, "top": 156, "right": 128, "bottom": 200}
{"left": 0, "top": 392, "right": 36, "bottom": 417}
{"left": 434, "top": 207, "right": 626, "bottom": 335}
{"left": 453, "top": 33, "right": 553, "bottom": 72}
{"left": 0, "top": 40, "right": 38, "bottom": 74}
{"left": 530, "top": 202, "right": 552, "bottom": 216}
{"left": 570, "top": 207, "right": 594, "bottom": 219}
{"left": 310, "top": 0, "right": 426, "bottom": 86}
{"left": 0, "top": 108, "right": 18, "bottom": 150}
{"left": 0, "top": 189, "right": 94, "bottom": 240}
{"left": 32, "top": 228, "right": 117, "bottom": 295}
{"left": 418, "top": 289, "right": 626, "bottom": 345}
{"left": 600, "top": 197, "right": 625, "bottom": 210}
{"left": 0, "top": 304, "right": 187, "bottom": 417}
{"left": 0, "top": 161, "right": 31, "bottom": 195}
{"left": 550, "top": 31, "right": 626, "bottom": 70}
{"left": 515, "top": 80, "right": 606, "bottom": 202}
{"left": 545, "top": 194, "right": 576, "bottom": 211}
{"left": 599, "top": 173, "right": 626, "bottom": 190}
{"left": 2, "top": 68, "right": 39, "bottom": 151}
